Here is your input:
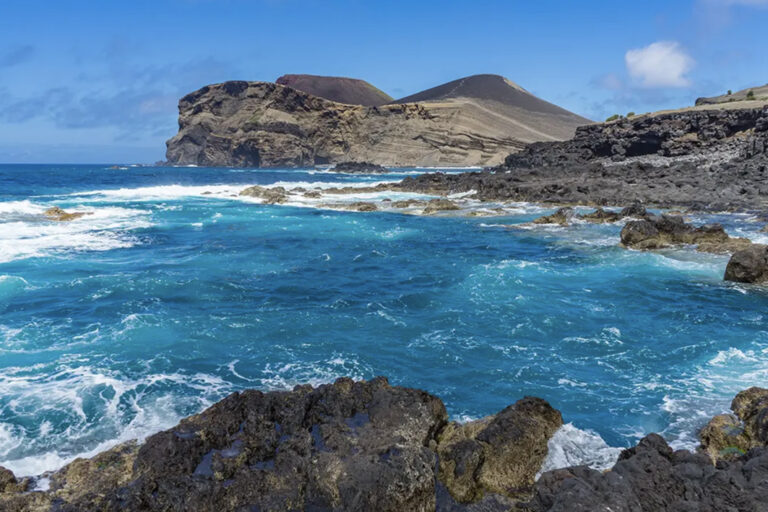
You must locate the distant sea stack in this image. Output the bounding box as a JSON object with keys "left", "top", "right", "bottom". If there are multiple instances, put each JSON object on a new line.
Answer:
{"left": 165, "top": 74, "right": 590, "bottom": 168}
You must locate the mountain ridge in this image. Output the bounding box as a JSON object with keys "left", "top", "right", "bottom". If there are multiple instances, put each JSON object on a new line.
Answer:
{"left": 165, "top": 74, "right": 591, "bottom": 168}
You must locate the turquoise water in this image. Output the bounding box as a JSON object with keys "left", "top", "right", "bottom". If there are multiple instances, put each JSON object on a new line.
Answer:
{"left": 1, "top": 164, "right": 767, "bottom": 475}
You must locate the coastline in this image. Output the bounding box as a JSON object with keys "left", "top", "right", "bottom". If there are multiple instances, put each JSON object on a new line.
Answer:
{"left": 1, "top": 377, "right": 766, "bottom": 511}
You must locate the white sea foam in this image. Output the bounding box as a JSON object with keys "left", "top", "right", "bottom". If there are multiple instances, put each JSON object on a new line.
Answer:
{"left": 0, "top": 204, "right": 151, "bottom": 263}
{"left": 537, "top": 423, "right": 623, "bottom": 478}
{"left": 0, "top": 366, "right": 233, "bottom": 476}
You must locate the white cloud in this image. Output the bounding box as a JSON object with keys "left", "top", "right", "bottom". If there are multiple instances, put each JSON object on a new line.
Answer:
{"left": 625, "top": 42, "right": 694, "bottom": 88}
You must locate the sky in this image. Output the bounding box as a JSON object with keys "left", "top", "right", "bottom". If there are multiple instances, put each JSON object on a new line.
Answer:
{"left": 0, "top": 0, "right": 766, "bottom": 163}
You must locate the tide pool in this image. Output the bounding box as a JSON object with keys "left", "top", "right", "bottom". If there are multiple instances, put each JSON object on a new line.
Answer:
{"left": 1, "top": 164, "right": 767, "bottom": 476}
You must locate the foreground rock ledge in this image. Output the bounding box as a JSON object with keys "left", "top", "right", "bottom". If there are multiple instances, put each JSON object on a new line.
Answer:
{"left": 2, "top": 379, "right": 768, "bottom": 511}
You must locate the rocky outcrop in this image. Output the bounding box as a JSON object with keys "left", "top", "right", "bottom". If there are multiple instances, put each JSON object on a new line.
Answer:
{"left": 525, "top": 433, "right": 768, "bottom": 512}
{"left": 532, "top": 204, "right": 647, "bottom": 226}
{"left": 4, "top": 382, "right": 768, "bottom": 511}
{"left": 165, "top": 75, "right": 589, "bottom": 168}
{"left": 239, "top": 185, "right": 289, "bottom": 204}
{"left": 400, "top": 106, "right": 768, "bottom": 211}
{"left": 532, "top": 207, "right": 575, "bottom": 226}
{"left": 0, "top": 378, "right": 560, "bottom": 512}
{"left": 43, "top": 207, "right": 92, "bottom": 222}
{"left": 619, "top": 214, "right": 746, "bottom": 251}
{"left": 437, "top": 397, "right": 561, "bottom": 503}
{"left": 724, "top": 244, "right": 768, "bottom": 283}
{"left": 333, "top": 161, "right": 390, "bottom": 173}
{"left": 699, "top": 387, "right": 768, "bottom": 462}
{"left": 423, "top": 198, "right": 460, "bottom": 214}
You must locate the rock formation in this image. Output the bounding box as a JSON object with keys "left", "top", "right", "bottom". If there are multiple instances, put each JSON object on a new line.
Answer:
{"left": 3, "top": 380, "right": 768, "bottom": 511}
{"left": 0, "top": 378, "right": 560, "bottom": 511}
{"left": 332, "top": 161, "right": 390, "bottom": 173}
{"left": 165, "top": 75, "right": 589, "bottom": 168}
{"left": 724, "top": 244, "right": 768, "bottom": 283}
{"left": 619, "top": 214, "right": 749, "bottom": 252}
{"left": 400, "top": 106, "right": 768, "bottom": 211}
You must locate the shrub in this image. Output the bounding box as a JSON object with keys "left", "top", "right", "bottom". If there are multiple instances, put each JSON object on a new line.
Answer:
{"left": 747, "top": 90, "right": 755, "bottom": 100}
{"left": 626, "top": 112, "right": 635, "bottom": 117}
{"left": 605, "top": 114, "right": 621, "bottom": 122}
{"left": 727, "top": 89, "right": 732, "bottom": 95}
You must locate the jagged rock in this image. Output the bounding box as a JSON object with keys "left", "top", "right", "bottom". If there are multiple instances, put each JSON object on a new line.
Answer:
{"left": 399, "top": 106, "right": 768, "bottom": 211}
{"left": 423, "top": 199, "right": 460, "bottom": 214}
{"left": 437, "top": 397, "right": 562, "bottom": 503}
{"left": 724, "top": 244, "right": 768, "bottom": 283}
{"left": 532, "top": 207, "right": 574, "bottom": 226}
{"left": 620, "top": 214, "right": 737, "bottom": 251}
{"left": 699, "top": 386, "right": 768, "bottom": 463}
{"left": 0, "top": 378, "right": 567, "bottom": 512}
{"left": 303, "top": 191, "right": 322, "bottom": 198}
{"left": 581, "top": 207, "right": 621, "bottom": 224}
{"left": 619, "top": 202, "right": 647, "bottom": 218}
{"left": 333, "top": 161, "right": 390, "bottom": 173}
{"left": 43, "top": 206, "right": 92, "bottom": 222}
{"left": 525, "top": 433, "right": 768, "bottom": 511}
{"left": 238, "top": 185, "right": 288, "bottom": 204}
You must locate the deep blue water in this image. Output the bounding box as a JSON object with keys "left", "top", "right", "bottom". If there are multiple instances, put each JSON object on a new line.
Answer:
{"left": 1, "top": 164, "right": 767, "bottom": 475}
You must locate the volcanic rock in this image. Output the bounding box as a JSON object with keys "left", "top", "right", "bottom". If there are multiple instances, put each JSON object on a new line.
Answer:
{"left": 724, "top": 244, "right": 768, "bottom": 283}
{"left": 332, "top": 161, "right": 390, "bottom": 173}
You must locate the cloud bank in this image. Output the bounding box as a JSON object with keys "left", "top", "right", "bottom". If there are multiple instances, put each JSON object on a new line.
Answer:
{"left": 625, "top": 42, "right": 694, "bottom": 88}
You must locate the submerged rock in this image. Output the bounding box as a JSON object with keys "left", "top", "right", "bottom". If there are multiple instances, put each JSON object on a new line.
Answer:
{"left": 724, "top": 244, "right": 768, "bottom": 283}
{"left": 43, "top": 206, "right": 92, "bottom": 222}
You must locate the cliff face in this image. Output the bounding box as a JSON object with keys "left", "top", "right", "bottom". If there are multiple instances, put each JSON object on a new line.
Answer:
{"left": 165, "top": 76, "right": 589, "bottom": 168}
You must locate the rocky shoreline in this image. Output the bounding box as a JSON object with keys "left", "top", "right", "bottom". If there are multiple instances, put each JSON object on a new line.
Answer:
{"left": 398, "top": 106, "right": 768, "bottom": 212}
{"left": 1, "top": 378, "right": 767, "bottom": 511}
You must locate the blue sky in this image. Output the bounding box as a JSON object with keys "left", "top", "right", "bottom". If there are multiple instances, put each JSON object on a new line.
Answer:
{"left": 0, "top": 0, "right": 766, "bottom": 163}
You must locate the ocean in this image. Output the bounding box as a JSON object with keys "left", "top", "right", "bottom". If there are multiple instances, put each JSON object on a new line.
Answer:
{"left": 1, "top": 164, "right": 767, "bottom": 477}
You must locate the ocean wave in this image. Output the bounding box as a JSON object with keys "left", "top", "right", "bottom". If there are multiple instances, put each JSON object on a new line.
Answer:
{"left": 0, "top": 205, "right": 151, "bottom": 263}
{"left": 537, "top": 423, "right": 623, "bottom": 477}
{"left": 0, "top": 365, "right": 233, "bottom": 476}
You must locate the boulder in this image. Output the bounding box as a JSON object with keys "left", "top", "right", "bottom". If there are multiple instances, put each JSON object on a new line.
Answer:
{"left": 437, "top": 397, "right": 562, "bottom": 503}
{"left": 621, "top": 215, "right": 740, "bottom": 251}
{"left": 724, "top": 244, "right": 768, "bottom": 283}
{"left": 699, "top": 387, "right": 768, "bottom": 462}
{"left": 619, "top": 202, "right": 647, "bottom": 218}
